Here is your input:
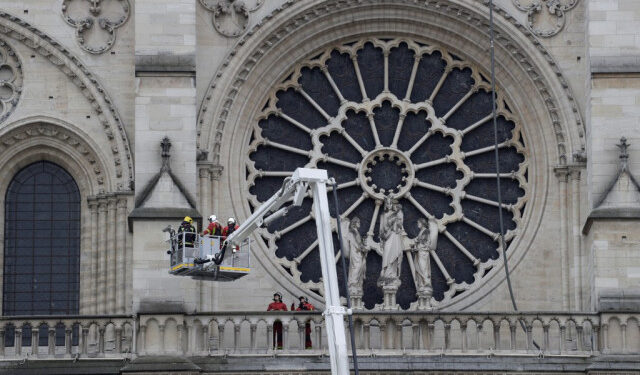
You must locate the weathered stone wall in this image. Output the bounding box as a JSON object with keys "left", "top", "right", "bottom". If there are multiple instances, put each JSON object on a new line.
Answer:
{"left": 0, "top": 0, "right": 637, "bottom": 325}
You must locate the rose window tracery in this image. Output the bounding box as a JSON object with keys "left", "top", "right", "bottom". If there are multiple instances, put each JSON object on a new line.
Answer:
{"left": 0, "top": 40, "right": 23, "bottom": 124}
{"left": 247, "top": 38, "right": 529, "bottom": 310}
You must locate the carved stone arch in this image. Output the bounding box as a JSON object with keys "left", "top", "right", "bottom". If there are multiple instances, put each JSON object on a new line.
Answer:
{"left": 197, "top": 0, "right": 584, "bottom": 165}
{"left": 0, "top": 117, "right": 113, "bottom": 195}
{"left": 0, "top": 12, "right": 133, "bottom": 190}
{"left": 197, "top": 0, "right": 585, "bottom": 310}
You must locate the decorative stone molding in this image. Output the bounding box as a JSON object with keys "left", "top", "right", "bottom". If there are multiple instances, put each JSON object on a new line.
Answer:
{"left": 197, "top": 0, "right": 585, "bottom": 167}
{"left": 197, "top": 0, "right": 585, "bottom": 311}
{"left": 61, "top": 0, "right": 131, "bottom": 54}
{"left": 0, "top": 38, "right": 21, "bottom": 124}
{"left": 0, "top": 12, "right": 133, "bottom": 189}
{"left": 0, "top": 122, "right": 106, "bottom": 187}
{"left": 199, "top": 0, "right": 264, "bottom": 37}
{"left": 513, "top": 0, "right": 578, "bottom": 38}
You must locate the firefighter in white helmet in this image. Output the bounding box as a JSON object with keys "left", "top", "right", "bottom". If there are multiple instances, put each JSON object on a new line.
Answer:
{"left": 222, "top": 218, "right": 240, "bottom": 252}
{"left": 202, "top": 215, "right": 222, "bottom": 237}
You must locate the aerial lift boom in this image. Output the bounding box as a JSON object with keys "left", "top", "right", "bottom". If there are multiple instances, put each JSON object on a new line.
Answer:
{"left": 224, "top": 168, "right": 350, "bottom": 375}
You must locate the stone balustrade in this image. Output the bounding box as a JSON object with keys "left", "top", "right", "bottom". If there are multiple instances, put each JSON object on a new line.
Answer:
{"left": 0, "top": 315, "right": 134, "bottom": 358}
{"left": 0, "top": 312, "right": 639, "bottom": 359}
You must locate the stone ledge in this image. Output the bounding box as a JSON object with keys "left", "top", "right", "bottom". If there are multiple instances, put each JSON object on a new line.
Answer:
{"left": 136, "top": 53, "right": 196, "bottom": 74}
{"left": 128, "top": 207, "right": 202, "bottom": 232}
{"left": 582, "top": 207, "right": 640, "bottom": 234}
{"left": 1, "top": 355, "right": 640, "bottom": 374}
{"left": 591, "top": 56, "right": 640, "bottom": 74}
{"left": 598, "top": 288, "right": 640, "bottom": 311}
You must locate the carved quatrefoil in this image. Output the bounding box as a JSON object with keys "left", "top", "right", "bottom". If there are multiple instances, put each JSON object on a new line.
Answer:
{"left": 199, "top": 0, "right": 264, "bottom": 37}
{"left": 62, "top": 0, "right": 130, "bottom": 54}
{"left": 513, "top": 0, "right": 578, "bottom": 37}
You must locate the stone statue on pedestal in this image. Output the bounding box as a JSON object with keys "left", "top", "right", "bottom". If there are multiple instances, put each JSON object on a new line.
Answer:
{"left": 412, "top": 217, "right": 437, "bottom": 310}
{"left": 343, "top": 217, "right": 368, "bottom": 308}
{"left": 377, "top": 197, "right": 404, "bottom": 289}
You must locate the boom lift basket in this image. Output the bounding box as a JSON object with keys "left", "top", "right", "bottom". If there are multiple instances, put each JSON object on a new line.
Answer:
{"left": 167, "top": 231, "right": 251, "bottom": 281}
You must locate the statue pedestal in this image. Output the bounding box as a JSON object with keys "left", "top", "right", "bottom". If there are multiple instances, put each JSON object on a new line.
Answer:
{"left": 382, "top": 284, "right": 399, "bottom": 310}
{"left": 350, "top": 292, "right": 364, "bottom": 310}
{"left": 416, "top": 289, "right": 433, "bottom": 311}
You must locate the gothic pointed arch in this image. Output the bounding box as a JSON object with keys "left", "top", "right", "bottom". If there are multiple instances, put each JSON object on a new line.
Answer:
{"left": 0, "top": 11, "right": 134, "bottom": 191}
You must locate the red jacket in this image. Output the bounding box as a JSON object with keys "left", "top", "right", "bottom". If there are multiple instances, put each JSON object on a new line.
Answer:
{"left": 203, "top": 222, "right": 222, "bottom": 236}
{"left": 267, "top": 301, "right": 288, "bottom": 311}
{"left": 293, "top": 301, "right": 315, "bottom": 311}
{"left": 222, "top": 224, "right": 239, "bottom": 240}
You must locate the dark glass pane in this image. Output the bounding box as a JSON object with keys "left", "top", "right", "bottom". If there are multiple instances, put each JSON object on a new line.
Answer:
{"left": 3, "top": 161, "right": 80, "bottom": 316}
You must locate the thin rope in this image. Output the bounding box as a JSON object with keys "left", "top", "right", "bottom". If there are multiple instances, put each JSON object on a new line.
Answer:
{"left": 489, "top": 0, "right": 517, "bottom": 313}
{"left": 489, "top": 0, "right": 540, "bottom": 350}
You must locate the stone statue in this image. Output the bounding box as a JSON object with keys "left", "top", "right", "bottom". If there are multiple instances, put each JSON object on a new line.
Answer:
{"left": 343, "top": 217, "right": 368, "bottom": 297}
{"left": 377, "top": 197, "right": 404, "bottom": 288}
{"left": 412, "top": 217, "right": 437, "bottom": 309}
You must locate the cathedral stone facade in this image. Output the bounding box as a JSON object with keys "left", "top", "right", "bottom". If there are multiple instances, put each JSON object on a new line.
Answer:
{"left": 0, "top": 0, "right": 639, "bottom": 374}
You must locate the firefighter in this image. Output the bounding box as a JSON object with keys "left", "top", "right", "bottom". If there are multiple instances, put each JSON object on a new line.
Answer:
{"left": 222, "top": 218, "right": 240, "bottom": 252}
{"left": 294, "top": 296, "right": 315, "bottom": 349}
{"left": 202, "top": 215, "right": 222, "bottom": 237}
{"left": 177, "top": 216, "right": 196, "bottom": 248}
{"left": 267, "top": 292, "right": 288, "bottom": 349}
{"left": 222, "top": 218, "right": 239, "bottom": 240}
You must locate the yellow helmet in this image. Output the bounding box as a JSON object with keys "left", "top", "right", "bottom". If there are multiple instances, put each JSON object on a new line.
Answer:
{"left": 183, "top": 216, "right": 193, "bottom": 224}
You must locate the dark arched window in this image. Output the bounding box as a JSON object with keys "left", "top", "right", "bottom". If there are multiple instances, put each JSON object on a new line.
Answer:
{"left": 3, "top": 161, "right": 80, "bottom": 316}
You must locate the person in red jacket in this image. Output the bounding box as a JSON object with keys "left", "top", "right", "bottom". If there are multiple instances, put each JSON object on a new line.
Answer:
{"left": 267, "top": 292, "right": 287, "bottom": 349}
{"left": 222, "top": 218, "right": 240, "bottom": 252}
{"left": 294, "top": 296, "right": 315, "bottom": 349}
{"left": 202, "top": 215, "right": 222, "bottom": 237}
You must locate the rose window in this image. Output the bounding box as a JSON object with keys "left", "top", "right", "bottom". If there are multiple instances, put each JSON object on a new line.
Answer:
{"left": 247, "top": 38, "right": 528, "bottom": 309}
{"left": 0, "top": 40, "right": 23, "bottom": 124}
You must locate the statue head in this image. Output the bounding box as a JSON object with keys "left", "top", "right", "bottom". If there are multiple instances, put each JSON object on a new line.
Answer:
{"left": 383, "top": 196, "right": 393, "bottom": 211}
{"left": 417, "top": 218, "right": 428, "bottom": 229}
{"left": 349, "top": 217, "right": 361, "bottom": 231}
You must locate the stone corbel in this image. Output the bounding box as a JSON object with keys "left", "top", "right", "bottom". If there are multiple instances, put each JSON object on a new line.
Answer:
{"left": 512, "top": 0, "right": 578, "bottom": 37}
{"left": 199, "top": 0, "right": 264, "bottom": 37}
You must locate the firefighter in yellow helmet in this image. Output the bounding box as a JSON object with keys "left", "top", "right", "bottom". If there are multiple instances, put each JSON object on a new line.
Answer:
{"left": 177, "top": 216, "right": 196, "bottom": 247}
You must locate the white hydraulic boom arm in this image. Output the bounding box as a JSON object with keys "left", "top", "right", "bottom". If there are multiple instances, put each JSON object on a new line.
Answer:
{"left": 225, "top": 168, "right": 350, "bottom": 375}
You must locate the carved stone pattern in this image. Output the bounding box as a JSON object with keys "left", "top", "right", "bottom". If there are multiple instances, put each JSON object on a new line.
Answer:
{"left": 0, "top": 38, "right": 22, "bottom": 124}
{"left": 0, "top": 124, "right": 105, "bottom": 185}
{"left": 61, "top": 0, "right": 131, "bottom": 54}
{"left": 0, "top": 12, "right": 133, "bottom": 189}
{"left": 197, "top": 0, "right": 585, "bottom": 168}
{"left": 247, "top": 38, "right": 529, "bottom": 310}
{"left": 513, "top": 0, "right": 578, "bottom": 37}
{"left": 199, "top": 0, "right": 264, "bottom": 37}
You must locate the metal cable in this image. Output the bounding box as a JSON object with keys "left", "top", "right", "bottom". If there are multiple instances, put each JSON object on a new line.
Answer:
{"left": 489, "top": 0, "right": 539, "bottom": 349}
{"left": 331, "top": 181, "right": 360, "bottom": 375}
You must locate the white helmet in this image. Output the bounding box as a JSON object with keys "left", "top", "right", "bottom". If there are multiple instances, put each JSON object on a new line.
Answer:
{"left": 208, "top": 215, "right": 217, "bottom": 223}
{"left": 228, "top": 217, "right": 236, "bottom": 224}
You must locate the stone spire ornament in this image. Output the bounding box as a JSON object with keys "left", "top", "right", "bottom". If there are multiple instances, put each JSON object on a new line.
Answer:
{"left": 617, "top": 137, "right": 630, "bottom": 171}
{"left": 583, "top": 136, "right": 640, "bottom": 234}
{"left": 160, "top": 136, "right": 172, "bottom": 171}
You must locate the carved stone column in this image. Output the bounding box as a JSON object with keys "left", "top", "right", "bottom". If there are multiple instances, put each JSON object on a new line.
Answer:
{"left": 570, "top": 168, "right": 583, "bottom": 310}
{"left": 555, "top": 167, "right": 570, "bottom": 310}
{"left": 98, "top": 200, "right": 108, "bottom": 314}
{"left": 116, "top": 197, "right": 128, "bottom": 313}
{"left": 107, "top": 196, "right": 117, "bottom": 313}
{"left": 88, "top": 200, "right": 99, "bottom": 315}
